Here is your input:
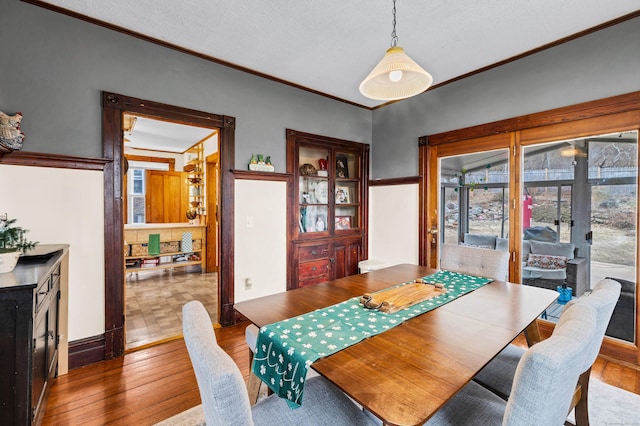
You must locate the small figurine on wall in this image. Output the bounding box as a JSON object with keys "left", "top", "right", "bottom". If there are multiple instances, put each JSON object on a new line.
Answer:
{"left": 248, "top": 153, "right": 275, "bottom": 172}
{"left": 0, "top": 111, "right": 25, "bottom": 154}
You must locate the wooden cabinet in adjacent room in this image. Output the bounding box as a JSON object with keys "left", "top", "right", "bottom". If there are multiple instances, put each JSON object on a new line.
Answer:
{"left": 286, "top": 129, "right": 369, "bottom": 289}
{"left": 145, "top": 170, "right": 188, "bottom": 223}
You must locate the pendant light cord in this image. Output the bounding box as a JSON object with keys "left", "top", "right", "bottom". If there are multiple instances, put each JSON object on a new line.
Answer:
{"left": 390, "top": 0, "right": 398, "bottom": 47}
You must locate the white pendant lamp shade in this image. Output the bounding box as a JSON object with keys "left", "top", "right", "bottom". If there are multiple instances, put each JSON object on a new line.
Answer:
{"left": 359, "top": 46, "right": 433, "bottom": 101}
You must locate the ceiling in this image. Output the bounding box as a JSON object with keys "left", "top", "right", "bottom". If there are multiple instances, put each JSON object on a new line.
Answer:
{"left": 38, "top": 0, "right": 639, "bottom": 109}
{"left": 123, "top": 114, "right": 216, "bottom": 153}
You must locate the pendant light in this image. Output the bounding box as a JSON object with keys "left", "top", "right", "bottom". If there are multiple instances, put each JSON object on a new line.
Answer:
{"left": 359, "top": 0, "right": 433, "bottom": 101}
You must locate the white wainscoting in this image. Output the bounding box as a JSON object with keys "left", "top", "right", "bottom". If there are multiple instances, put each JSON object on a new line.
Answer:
{"left": 234, "top": 179, "right": 287, "bottom": 302}
{"left": 368, "top": 184, "right": 419, "bottom": 267}
{"left": 0, "top": 164, "right": 105, "bottom": 340}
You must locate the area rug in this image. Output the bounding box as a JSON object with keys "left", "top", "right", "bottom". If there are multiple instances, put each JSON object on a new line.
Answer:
{"left": 155, "top": 378, "right": 640, "bottom": 425}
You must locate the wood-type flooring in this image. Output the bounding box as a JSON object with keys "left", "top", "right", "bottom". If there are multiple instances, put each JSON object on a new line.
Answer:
{"left": 43, "top": 325, "right": 640, "bottom": 426}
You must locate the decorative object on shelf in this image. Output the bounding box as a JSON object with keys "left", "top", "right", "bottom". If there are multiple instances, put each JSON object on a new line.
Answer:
{"left": 186, "top": 209, "right": 198, "bottom": 224}
{"left": 182, "top": 232, "right": 193, "bottom": 252}
{"left": 317, "top": 158, "right": 328, "bottom": 177}
{"left": 336, "top": 155, "right": 349, "bottom": 178}
{"left": 335, "top": 186, "right": 350, "bottom": 204}
{"left": 302, "top": 206, "right": 325, "bottom": 232}
{"left": 190, "top": 201, "right": 201, "bottom": 208}
{"left": 0, "top": 111, "right": 25, "bottom": 155}
{"left": 299, "top": 163, "right": 317, "bottom": 176}
{"left": 0, "top": 213, "right": 38, "bottom": 273}
{"left": 313, "top": 180, "right": 329, "bottom": 204}
{"left": 188, "top": 177, "right": 201, "bottom": 184}
{"left": 335, "top": 216, "right": 352, "bottom": 230}
{"left": 359, "top": 0, "right": 433, "bottom": 101}
{"left": 248, "top": 153, "right": 275, "bottom": 172}
{"left": 148, "top": 234, "right": 161, "bottom": 255}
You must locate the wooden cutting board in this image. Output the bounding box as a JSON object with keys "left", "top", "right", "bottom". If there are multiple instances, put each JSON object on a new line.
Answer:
{"left": 360, "top": 282, "right": 447, "bottom": 314}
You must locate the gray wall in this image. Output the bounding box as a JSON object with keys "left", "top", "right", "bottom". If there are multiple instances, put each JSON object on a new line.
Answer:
{"left": 0, "top": 1, "right": 371, "bottom": 170}
{"left": 2, "top": 2, "right": 638, "bottom": 179}
{"left": 371, "top": 17, "right": 640, "bottom": 179}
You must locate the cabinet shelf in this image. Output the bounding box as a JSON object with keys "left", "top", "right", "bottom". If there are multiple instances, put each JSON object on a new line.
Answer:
{"left": 125, "top": 259, "right": 202, "bottom": 272}
{"left": 185, "top": 142, "right": 206, "bottom": 216}
{"left": 124, "top": 225, "right": 206, "bottom": 274}
{"left": 124, "top": 250, "right": 201, "bottom": 260}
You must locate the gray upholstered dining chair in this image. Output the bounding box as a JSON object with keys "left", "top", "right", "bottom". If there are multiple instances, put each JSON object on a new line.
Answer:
{"left": 473, "top": 278, "right": 621, "bottom": 424}
{"left": 245, "top": 323, "right": 262, "bottom": 404}
{"left": 440, "top": 243, "right": 510, "bottom": 281}
{"left": 425, "top": 302, "right": 598, "bottom": 426}
{"left": 182, "top": 301, "right": 377, "bottom": 426}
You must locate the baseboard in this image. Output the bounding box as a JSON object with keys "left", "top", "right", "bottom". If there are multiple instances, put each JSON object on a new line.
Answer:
{"left": 68, "top": 334, "right": 105, "bottom": 370}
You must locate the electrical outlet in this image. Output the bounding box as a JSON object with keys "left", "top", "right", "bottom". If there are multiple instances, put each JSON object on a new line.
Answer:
{"left": 245, "top": 277, "right": 253, "bottom": 290}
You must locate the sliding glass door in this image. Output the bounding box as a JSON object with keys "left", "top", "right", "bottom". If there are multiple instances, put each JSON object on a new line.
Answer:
{"left": 522, "top": 131, "right": 637, "bottom": 342}
{"left": 440, "top": 149, "right": 510, "bottom": 249}
{"left": 431, "top": 130, "right": 638, "bottom": 346}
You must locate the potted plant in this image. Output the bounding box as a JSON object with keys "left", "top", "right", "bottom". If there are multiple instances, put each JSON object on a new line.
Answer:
{"left": 0, "top": 213, "right": 38, "bottom": 273}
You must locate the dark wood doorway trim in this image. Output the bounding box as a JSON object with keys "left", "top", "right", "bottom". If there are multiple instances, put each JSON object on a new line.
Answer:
{"left": 102, "top": 92, "right": 236, "bottom": 360}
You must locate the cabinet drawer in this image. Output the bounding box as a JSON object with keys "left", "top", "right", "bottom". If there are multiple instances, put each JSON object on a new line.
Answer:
{"left": 298, "top": 259, "right": 330, "bottom": 280}
{"left": 298, "top": 244, "right": 330, "bottom": 261}
{"left": 299, "top": 276, "right": 330, "bottom": 287}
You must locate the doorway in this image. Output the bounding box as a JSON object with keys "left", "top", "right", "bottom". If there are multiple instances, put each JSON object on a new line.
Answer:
{"left": 101, "top": 92, "right": 236, "bottom": 360}
{"left": 122, "top": 114, "right": 220, "bottom": 350}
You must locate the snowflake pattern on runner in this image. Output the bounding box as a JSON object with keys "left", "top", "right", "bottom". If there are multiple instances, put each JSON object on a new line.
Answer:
{"left": 252, "top": 270, "right": 493, "bottom": 408}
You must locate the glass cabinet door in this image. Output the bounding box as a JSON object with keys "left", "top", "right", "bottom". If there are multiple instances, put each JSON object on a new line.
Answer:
{"left": 334, "top": 151, "right": 360, "bottom": 231}
{"left": 298, "top": 146, "right": 330, "bottom": 234}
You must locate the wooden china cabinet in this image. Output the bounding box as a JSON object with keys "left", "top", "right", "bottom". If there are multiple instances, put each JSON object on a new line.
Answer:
{"left": 286, "top": 129, "right": 369, "bottom": 290}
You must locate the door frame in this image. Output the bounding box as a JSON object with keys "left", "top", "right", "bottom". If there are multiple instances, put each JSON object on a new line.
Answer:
{"left": 102, "top": 91, "right": 236, "bottom": 360}
{"left": 419, "top": 91, "right": 640, "bottom": 365}
{"left": 206, "top": 152, "right": 220, "bottom": 272}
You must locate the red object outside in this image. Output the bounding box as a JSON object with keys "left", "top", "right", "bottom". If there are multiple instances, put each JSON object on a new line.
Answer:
{"left": 523, "top": 195, "right": 533, "bottom": 230}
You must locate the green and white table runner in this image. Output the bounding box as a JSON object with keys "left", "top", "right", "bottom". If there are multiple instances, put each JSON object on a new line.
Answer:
{"left": 251, "top": 270, "right": 493, "bottom": 408}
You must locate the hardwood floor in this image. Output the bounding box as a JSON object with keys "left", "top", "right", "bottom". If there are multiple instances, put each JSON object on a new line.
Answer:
{"left": 43, "top": 324, "right": 640, "bottom": 426}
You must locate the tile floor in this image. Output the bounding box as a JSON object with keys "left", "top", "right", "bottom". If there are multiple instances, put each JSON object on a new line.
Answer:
{"left": 125, "top": 267, "right": 218, "bottom": 350}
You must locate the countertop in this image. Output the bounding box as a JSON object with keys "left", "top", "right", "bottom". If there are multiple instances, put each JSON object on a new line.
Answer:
{"left": 0, "top": 244, "right": 69, "bottom": 290}
{"left": 124, "top": 223, "right": 205, "bottom": 229}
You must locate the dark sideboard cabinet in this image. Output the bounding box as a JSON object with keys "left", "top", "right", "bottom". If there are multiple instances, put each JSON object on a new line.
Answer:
{"left": 0, "top": 245, "right": 69, "bottom": 425}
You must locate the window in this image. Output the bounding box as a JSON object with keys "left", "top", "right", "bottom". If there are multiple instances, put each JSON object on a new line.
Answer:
{"left": 131, "top": 169, "right": 144, "bottom": 194}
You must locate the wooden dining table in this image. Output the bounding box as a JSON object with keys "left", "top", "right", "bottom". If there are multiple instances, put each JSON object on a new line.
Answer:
{"left": 234, "top": 264, "right": 558, "bottom": 426}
